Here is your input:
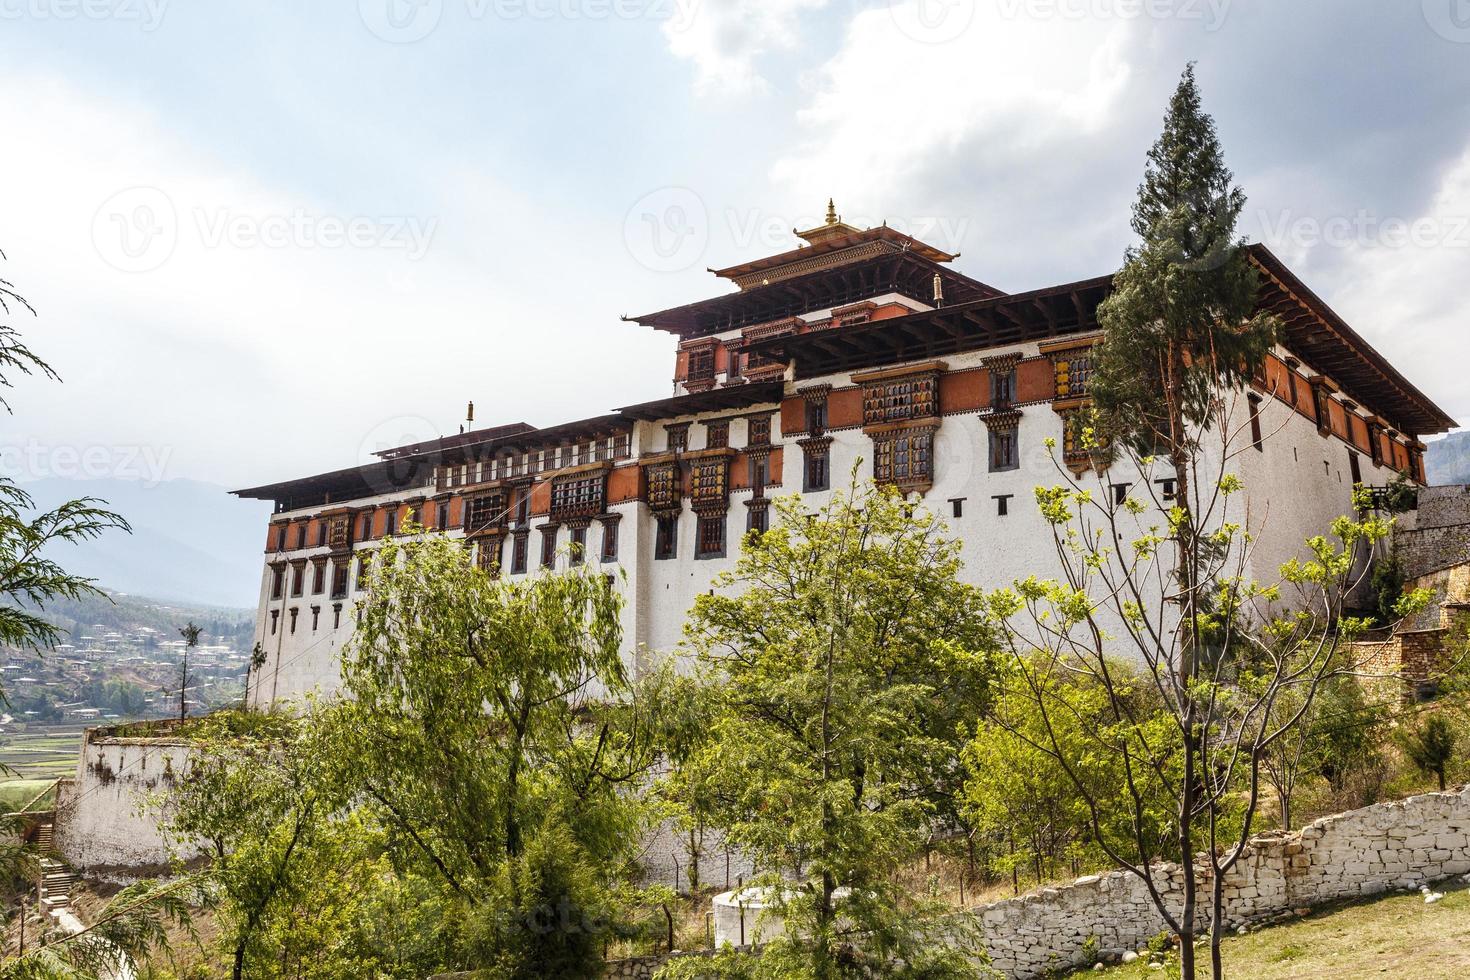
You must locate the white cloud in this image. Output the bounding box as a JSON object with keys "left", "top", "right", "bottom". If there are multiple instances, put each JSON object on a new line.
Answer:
{"left": 772, "top": 2, "right": 1135, "bottom": 201}
{"left": 662, "top": 0, "right": 829, "bottom": 96}
{"left": 1321, "top": 144, "right": 1470, "bottom": 429}
{"left": 0, "top": 73, "right": 673, "bottom": 488}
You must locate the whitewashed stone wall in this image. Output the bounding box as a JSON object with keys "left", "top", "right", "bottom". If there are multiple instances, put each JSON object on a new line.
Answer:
{"left": 53, "top": 728, "right": 197, "bottom": 881}
{"left": 974, "top": 784, "right": 1470, "bottom": 978}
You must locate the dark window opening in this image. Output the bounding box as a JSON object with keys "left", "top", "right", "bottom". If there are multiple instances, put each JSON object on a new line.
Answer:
{"left": 540, "top": 529, "right": 558, "bottom": 568}
{"left": 806, "top": 398, "right": 828, "bottom": 435}
{"left": 666, "top": 425, "right": 689, "bottom": 453}
{"left": 803, "top": 447, "right": 829, "bottom": 493}
{"left": 290, "top": 565, "right": 304, "bottom": 597}
{"left": 1349, "top": 451, "right": 1363, "bottom": 485}
{"left": 332, "top": 604, "right": 342, "bottom": 630}
{"left": 655, "top": 515, "right": 678, "bottom": 560}
{"left": 988, "top": 428, "right": 1018, "bottom": 472}
{"left": 289, "top": 608, "right": 299, "bottom": 634}
{"left": 1249, "top": 394, "right": 1264, "bottom": 451}
{"left": 569, "top": 526, "right": 587, "bottom": 565}
{"left": 385, "top": 508, "right": 398, "bottom": 536}
{"left": 312, "top": 563, "right": 325, "bottom": 595}
{"left": 994, "top": 494, "right": 1013, "bottom": 516}
{"left": 1112, "top": 483, "right": 1131, "bottom": 507}
{"left": 696, "top": 515, "right": 726, "bottom": 558}
{"left": 991, "top": 369, "right": 1016, "bottom": 410}
{"left": 310, "top": 606, "right": 320, "bottom": 632}
{"left": 511, "top": 533, "right": 529, "bottom": 574}
{"left": 331, "top": 563, "right": 349, "bottom": 600}
{"left": 601, "top": 521, "right": 619, "bottom": 562}
{"left": 359, "top": 514, "right": 373, "bottom": 540}
{"left": 436, "top": 502, "right": 450, "bottom": 530}
{"left": 270, "top": 566, "right": 284, "bottom": 600}
{"left": 269, "top": 609, "right": 279, "bottom": 635}
{"left": 1156, "top": 478, "right": 1177, "bottom": 501}
{"left": 747, "top": 507, "right": 768, "bottom": 536}
{"left": 950, "top": 498, "right": 965, "bottom": 519}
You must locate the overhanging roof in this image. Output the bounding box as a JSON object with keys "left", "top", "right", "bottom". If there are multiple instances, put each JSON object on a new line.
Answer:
{"left": 747, "top": 276, "right": 1114, "bottom": 379}
{"left": 616, "top": 380, "right": 785, "bottom": 421}
{"left": 747, "top": 244, "right": 1455, "bottom": 436}
{"left": 712, "top": 225, "right": 959, "bottom": 284}
{"left": 626, "top": 250, "right": 1003, "bottom": 338}
{"left": 1247, "top": 244, "right": 1455, "bottom": 435}
{"left": 233, "top": 458, "right": 430, "bottom": 509}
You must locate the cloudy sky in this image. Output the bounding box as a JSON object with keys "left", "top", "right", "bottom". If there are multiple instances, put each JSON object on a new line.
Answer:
{"left": 2, "top": 0, "right": 1467, "bottom": 492}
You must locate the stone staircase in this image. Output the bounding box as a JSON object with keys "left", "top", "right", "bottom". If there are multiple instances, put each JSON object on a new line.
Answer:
{"left": 32, "top": 819, "right": 79, "bottom": 913}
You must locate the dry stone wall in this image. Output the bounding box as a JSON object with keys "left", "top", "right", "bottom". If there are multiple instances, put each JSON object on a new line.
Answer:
{"left": 973, "top": 784, "right": 1470, "bottom": 978}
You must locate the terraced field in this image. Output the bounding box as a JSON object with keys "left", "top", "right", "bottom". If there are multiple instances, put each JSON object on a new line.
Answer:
{"left": 0, "top": 724, "right": 87, "bottom": 808}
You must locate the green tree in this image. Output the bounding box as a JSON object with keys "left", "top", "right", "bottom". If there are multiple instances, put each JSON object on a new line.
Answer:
{"left": 1398, "top": 714, "right": 1457, "bottom": 791}
{"left": 665, "top": 479, "right": 996, "bottom": 980}
{"left": 339, "top": 532, "right": 661, "bottom": 978}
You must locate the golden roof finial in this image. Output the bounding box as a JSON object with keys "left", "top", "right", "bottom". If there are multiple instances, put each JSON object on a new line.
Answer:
{"left": 825, "top": 198, "right": 837, "bottom": 225}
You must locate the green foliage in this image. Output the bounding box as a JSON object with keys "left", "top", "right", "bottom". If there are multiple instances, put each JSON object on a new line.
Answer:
{"left": 166, "top": 534, "right": 659, "bottom": 978}
{"left": 1397, "top": 714, "right": 1457, "bottom": 791}
{"left": 963, "top": 659, "right": 1181, "bottom": 885}
{"left": 677, "top": 479, "right": 997, "bottom": 978}
{"left": 1091, "top": 64, "right": 1278, "bottom": 453}
{"left": 1370, "top": 552, "right": 1407, "bottom": 628}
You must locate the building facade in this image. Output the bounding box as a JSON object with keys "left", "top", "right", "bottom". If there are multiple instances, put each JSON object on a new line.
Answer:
{"left": 234, "top": 208, "right": 1456, "bottom": 707}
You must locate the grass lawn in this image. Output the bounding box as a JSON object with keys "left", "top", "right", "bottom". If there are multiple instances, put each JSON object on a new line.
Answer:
{"left": 1093, "top": 879, "right": 1470, "bottom": 978}
{"left": 0, "top": 778, "right": 59, "bottom": 812}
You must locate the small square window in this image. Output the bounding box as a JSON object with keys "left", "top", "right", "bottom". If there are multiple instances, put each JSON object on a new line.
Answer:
{"left": 1111, "top": 483, "right": 1131, "bottom": 507}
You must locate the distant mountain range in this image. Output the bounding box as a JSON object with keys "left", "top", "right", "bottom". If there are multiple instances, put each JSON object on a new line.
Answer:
{"left": 1427, "top": 432, "right": 1470, "bottom": 487}
{"left": 20, "top": 478, "right": 272, "bottom": 609}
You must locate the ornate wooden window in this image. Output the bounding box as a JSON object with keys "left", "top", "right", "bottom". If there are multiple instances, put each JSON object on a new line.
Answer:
{"left": 1368, "top": 422, "right": 1384, "bottom": 467}
{"left": 384, "top": 507, "right": 398, "bottom": 536}
{"left": 356, "top": 553, "right": 372, "bottom": 590}
{"left": 290, "top": 563, "right": 305, "bottom": 597}
{"left": 550, "top": 474, "right": 605, "bottom": 521}
{"left": 689, "top": 457, "right": 730, "bottom": 513}
{"left": 742, "top": 319, "right": 798, "bottom": 379}
{"left": 646, "top": 463, "right": 681, "bottom": 512}
{"left": 666, "top": 424, "right": 689, "bottom": 453}
{"left": 477, "top": 537, "right": 501, "bottom": 573}
{"left": 359, "top": 513, "right": 373, "bottom": 540}
{"left": 686, "top": 345, "right": 716, "bottom": 387}
{"left": 315, "top": 522, "right": 328, "bottom": 547}
{"left": 872, "top": 428, "right": 934, "bottom": 490}
{"left": 569, "top": 526, "right": 587, "bottom": 566}
{"left": 861, "top": 372, "right": 938, "bottom": 426}
{"left": 294, "top": 524, "right": 307, "bottom": 549}
{"left": 989, "top": 428, "right": 1018, "bottom": 472}
{"left": 746, "top": 502, "right": 769, "bottom": 536}
{"left": 435, "top": 501, "right": 450, "bottom": 530}
{"left": 540, "top": 527, "right": 558, "bottom": 568}
{"left": 1053, "top": 353, "right": 1092, "bottom": 399}
{"left": 612, "top": 434, "right": 631, "bottom": 459}
{"left": 511, "top": 532, "right": 529, "bottom": 574}
{"left": 270, "top": 565, "right": 284, "bottom": 600}
{"left": 696, "top": 514, "right": 726, "bottom": 558}
{"left": 705, "top": 421, "right": 730, "bottom": 450}
{"left": 983, "top": 409, "right": 1022, "bottom": 473}
{"left": 331, "top": 563, "right": 349, "bottom": 600}
{"left": 748, "top": 452, "right": 769, "bottom": 494}
{"left": 748, "top": 414, "right": 772, "bottom": 446}
{"left": 725, "top": 341, "right": 743, "bottom": 381}
{"left": 1313, "top": 384, "right": 1333, "bottom": 435}
{"left": 801, "top": 438, "right": 831, "bottom": 492}
{"left": 1061, "top": 410, "right": 1092, "bottom": 466}
{"left": 800, "top": 385, "right": 831, "bottom": 435}
{"left": 465, "top": 492, "right": 507, "bottom": 533}
{"left": 311, "top": 561, "right": 326, "bottom": 595}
